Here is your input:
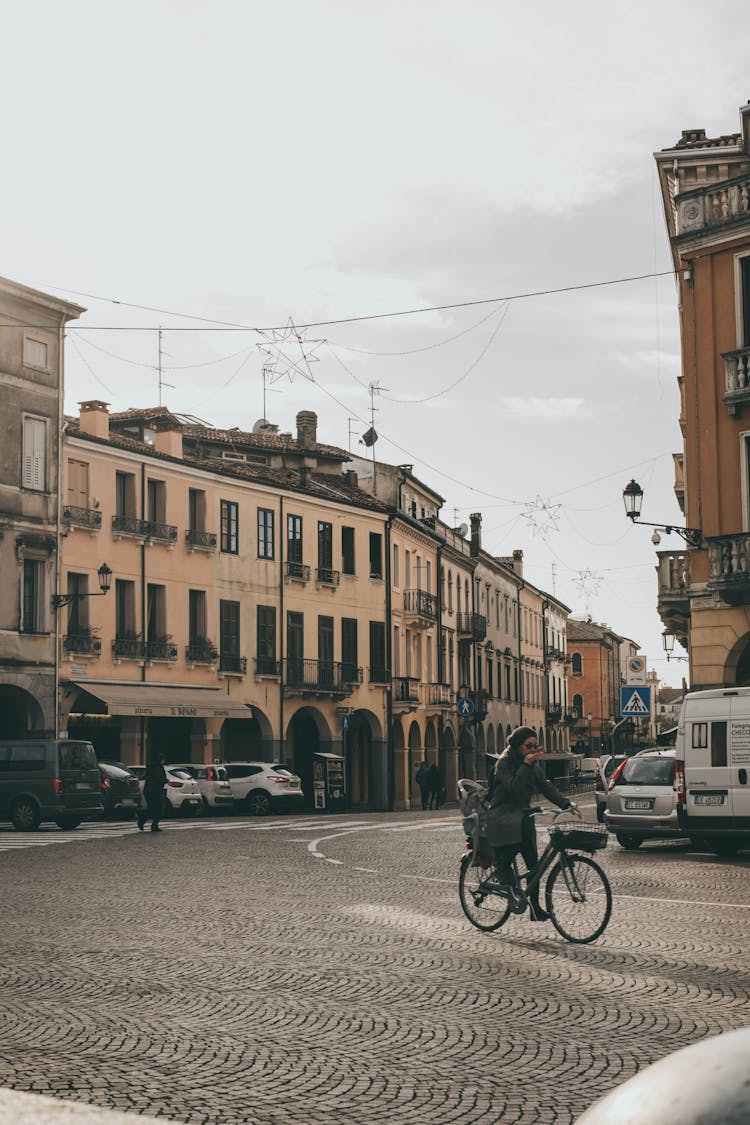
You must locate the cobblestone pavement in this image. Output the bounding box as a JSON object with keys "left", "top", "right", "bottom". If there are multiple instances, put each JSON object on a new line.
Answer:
{"left": 0, "top": 800, "right": 748, "bottom": 1124}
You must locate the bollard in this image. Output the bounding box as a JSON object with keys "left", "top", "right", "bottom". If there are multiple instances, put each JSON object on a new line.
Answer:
{"left": 575, "top": 1026, "right": 750, "bottom": 1124}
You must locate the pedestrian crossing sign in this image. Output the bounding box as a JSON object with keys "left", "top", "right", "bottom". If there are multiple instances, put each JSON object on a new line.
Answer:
{"left": 621, "top": 686, "right": 651, "bottom": 715}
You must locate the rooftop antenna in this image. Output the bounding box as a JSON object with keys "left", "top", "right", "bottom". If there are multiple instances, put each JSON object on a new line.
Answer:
{"left": 551, "top": 561, "right": 557, "bottom": 596}
{"left": 157, "top": 328, "right": 175, "bottom": 406}
{"left": 359, "top": 381, "right": 386, "bottom": 495}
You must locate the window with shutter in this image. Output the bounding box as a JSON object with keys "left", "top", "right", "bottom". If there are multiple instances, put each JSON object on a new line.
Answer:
{"left": 22, "top": 416, "right": 47, "bottom": 491}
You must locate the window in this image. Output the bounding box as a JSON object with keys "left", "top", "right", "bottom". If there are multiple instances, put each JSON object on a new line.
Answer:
{"left": 287, "top": 515, "right": 303, "bottom": 563}
{"left": 487, "top": 658, "right": 493, "bottom": 698}
{"left": 741, "top": 256, "right": 750, "bottom": 346}
{"left": 258, "top": 508, "right": 275, "bottom": 559}
{"left": 257, "top": 606, "right": 277, "bottom": 675}
{"left": 22, "top": 559, "right": 45, "bottom": 633}
{"left": 147, "top": 479, "right": 166, "bottom": 524}
{"left": 146, "top": 584, "right": 166, "bottom": 641}
{"left": 393, "top": 625, "right": 400, "bottom": 676}
{"left": 369, "top": 532, "right": 383, "bottom": 578}
{"left": 221, "top": 500, "right": 238, "bottom": 554}
{"left": 341, "top": 526, "right": 355, "bottom": 575}
{"left": 318, "top": 616, "right": 334, "bottom": 686}
{"left": 572, "top": 692, "right": 583, "bottom": 715}
{"left": 66, "top": 460, "right": 89, "bottom": 508}
{"left": 317, "top": 521, "right": 333, "bottom": 570}
{"left": 286, "top": 610, "right": 303, "bottom": 685}
{"left": 66, "top": 573, "right": 88, "bottom": 635}
{"left": 571, "top": 652, "right": 583, "bottom": 677}
{"left": 220, "top": 600, "right": 240, "bottom": 659}
{"left": 189, "top": 489, "right": 206, "bottom": 531}
{"left": 24, "top": 337, "right": 48, "bottom": 370}
{"left": 22, "top": 415, "right": 47, "bottom": 491}
{"left": 115, "top": 579, "right": 136, "bottom": 636}
{"left": 711, "top": 721, "right": 728, "bottom": 767}
{"left": 369, "top": 621, "right": 386, "bottom": 681}
{"left": 115, "top": 471, "right": 136, "bottom": 518}
{"left": 691, "top": 723, "right": 708, "bottom": 749}
{"left": 393, "top": 544, "right": 400, "bottom": 589}
{"left": 188, "top": 589, "right": 207, "bottom": 643}
{"left": 342, "top": 618, "right": 358, "bottom": 681}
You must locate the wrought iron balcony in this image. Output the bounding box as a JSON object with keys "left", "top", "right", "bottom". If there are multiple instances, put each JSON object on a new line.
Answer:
{"left": 185, "top": 529, "right": 217, "bottom": 551}
{"left": 219, "top": 654, "right": 247, "bottom": 675}
{"left": 393, "top": 676, "right": 420, "bottom": 704}
{"left": 283, "top": 658, "right": 359, "bottom": 694}
{"left": 368, "top": 665, "right": 390, "bottom": 685}
{"left": 564, "top": 708, "right": 580, "bottom": 725}
{"left": 63, "top": 632, "right": 101, "bottom": 657}
{"left": 145, "top": 638, "right": 178, "bottom": 662}
{"left": 676, "top": 172, "right": 750, "bottom": 238}
{"left": 255, "top": 656, "right": 280, "bottom": 677}
{"left": 315, "top": 567, "right": 340, "bottom": 587}
{"left": 457, "top": 612, "right": 487, "bottom": 640}
{"left": 112, "top": 515, "right": 178, "bottom": 544}
{"left": 112, "top": 635, "right": 145, "bottom": 661}
{"left": 62, "top": 505, "right": 102, "bottom": 531}
{"left": 403, "top": 589, "right": 437, "bottom": 622}
{"left": 546, "top": 704, "right": 563, "bottom": 724}
{"left": 285, "top": 561, "right": 310, "bottom": 582}
{"left": 471, "top": 689, "right": 489, "bottom": 720}
{"left": 707, "top": 533, "right": 750, "bottom": 603}
{"left": 186, "top": 640, "right": 218, "bottom": 664}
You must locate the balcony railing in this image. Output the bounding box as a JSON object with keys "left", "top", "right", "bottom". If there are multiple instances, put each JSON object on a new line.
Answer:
{"left": 145, "top": 638, "right": 178, "bottom": 662}
{"left": 283, "top": 658, "right": 360, "bottom": 694}
{"left": 707, "top": 533, "right": 750, "bottom": 600}
{"left": 393, "top": 676, "right": 420, "bottom": 703}
{"left": 186, "top": 640, "right": 218, "bottom": 664}
{"left": 564, "top": 709, "right": 580, "bottom": 725}
{"left": 315, "top": 567, "right": 340, "bottom": 587}
{"left": 286, "top": 561, "right": 310, "bottom": 582}
{"left": 255, "top": 656, "right": 281, "bottom": 677}
{"left": 63, "top": 632, "right": 102, "bottom": 657}
{"left": 62, "top": 505, "right": 102, "bottom": 531}
{"left": 420, "top": 682, "right": 453, "bottom": 707}
{"left": 721, "top": 345, "right": 750, "bottom": 415}
{"left": 112, "top": 635, "right": 145, "bottom": 660}
{"left": 185, "top": 529, "right": 217, "bottom": 551}
{"left": 219, "top": 654, "right": 247, "bottom": 675}
{"left": 403, "top": 589, "right": 437, "bottom": 621}
{"left": 546, "top": 704, "right": 563, "bottom": 724}
{"left": 457, "top": 612, "right": 487, "bottom": 641}
{"left": 368, "top": 665, "right": 390, "bottom": 684}
{"left": 112, "top": 515, "right": 178, "bottom": 544}
{"left": 676, "top": 173, "right": 750, "bottom": 237}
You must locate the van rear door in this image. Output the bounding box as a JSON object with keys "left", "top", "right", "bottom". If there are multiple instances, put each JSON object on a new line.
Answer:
{"left": 682, "top": 697, "right": 734, "bottom": 827}
{"left": 58, "top": 741, "right": 101, "bottom": 812}
{"left": 728, "top": 706, "right": 750, "bottom": 833}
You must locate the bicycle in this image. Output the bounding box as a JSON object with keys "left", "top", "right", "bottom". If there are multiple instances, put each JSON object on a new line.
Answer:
{"left": 458, "top": 779, "right": 612, "bottom": 944}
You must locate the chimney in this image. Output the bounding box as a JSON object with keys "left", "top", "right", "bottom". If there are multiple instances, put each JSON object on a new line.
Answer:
{"left": 296, "top": 410, "right": 318, "bottom": 449}
{"left": 344, "top": 470, "right": 358, "bottom": 488}
{"left": 512, "top": 548, "right": 524, "bottom": 577}
{"left": 154, "top": 421, "right": 183, "bottom": 459}
{"left": 470, "top": 512, "right": 482, "bottom": 557}
{"left": 78, "top": 400, "right": 110, "bottom": 439}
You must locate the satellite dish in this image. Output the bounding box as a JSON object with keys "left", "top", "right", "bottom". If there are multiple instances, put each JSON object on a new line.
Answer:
{"left": 361, "top": 427, "right": 378, "bottom": 447}
{"left": 458, "top": 522, "right": 469, "bottom": 537}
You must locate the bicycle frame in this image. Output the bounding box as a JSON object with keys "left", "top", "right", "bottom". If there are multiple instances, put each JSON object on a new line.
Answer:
{"left": 511, "top": 836, "right": 582, "bottom": 908}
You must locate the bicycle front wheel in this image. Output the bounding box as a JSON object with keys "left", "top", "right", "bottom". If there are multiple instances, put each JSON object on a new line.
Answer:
{"left": 545, "top": 854, "right": 612, "bottom": 944}
{"left": 459, "top": 854, "right": 512, "bottom": 932}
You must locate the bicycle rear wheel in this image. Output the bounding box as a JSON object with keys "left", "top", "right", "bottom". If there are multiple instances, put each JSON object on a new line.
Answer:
{"left": 459, "top": 854, "right": 512, "bottom": 931}
{"left": 545, "top": 854, "right": 611, "bottom": 944}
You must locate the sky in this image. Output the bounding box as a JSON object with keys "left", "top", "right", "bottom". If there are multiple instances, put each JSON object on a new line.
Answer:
{"left": 4, "top": 0, "right": 750, "bottom": 688}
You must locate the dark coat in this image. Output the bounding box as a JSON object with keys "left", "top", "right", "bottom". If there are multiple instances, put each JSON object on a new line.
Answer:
{"left": 485, "top": 746, "right": 570, "bottom": 847}
{"left": 143, "top": 761, "right": 167, "bottom": 800}
{"left": 428, "top": 764, "right": 443, "bottom": 794}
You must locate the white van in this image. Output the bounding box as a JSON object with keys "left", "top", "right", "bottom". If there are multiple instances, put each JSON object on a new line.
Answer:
{"left": 675, "top": 688, "right": 750, "bottom": 854}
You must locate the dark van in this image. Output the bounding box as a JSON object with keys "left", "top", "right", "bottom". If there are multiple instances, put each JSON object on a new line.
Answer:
{"left": 0, "top": 739, "right": 103, "bottom": 831}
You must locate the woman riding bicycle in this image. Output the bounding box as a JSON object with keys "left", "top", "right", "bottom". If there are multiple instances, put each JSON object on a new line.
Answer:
{"left": 487, "top": 726, "right": 575, "bottom": 920}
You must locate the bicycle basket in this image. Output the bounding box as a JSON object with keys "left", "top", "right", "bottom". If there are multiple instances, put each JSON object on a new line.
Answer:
{"left": 550, "top": 822, "right": 608, "bottom": 852}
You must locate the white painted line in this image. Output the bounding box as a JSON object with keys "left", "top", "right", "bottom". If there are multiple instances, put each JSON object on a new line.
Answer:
{"left": 615, "top": 892, "right": 750, "bottom": 911}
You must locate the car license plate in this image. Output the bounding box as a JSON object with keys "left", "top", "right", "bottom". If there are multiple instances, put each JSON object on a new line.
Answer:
{"left": 75, "top": 783, "right": 90, "bottom": 790}
{"left": 624, "top": 799, "right": 653, "bottom": 810}
{"left": 289, "top": 781, "right": 299, "bottom": 788}
{"left": 693, "top": 793, "right": 725, "bottom": 806}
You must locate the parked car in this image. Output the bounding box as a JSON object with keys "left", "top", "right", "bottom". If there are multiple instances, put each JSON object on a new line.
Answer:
{"left": 0, "top": 738, "right": 103, "bottom": 831}
{"left": 604, "top": 749, "right": 684, "bottom": 849}
{"left": 98, "top": 761, "right": 142, "bottom": 818}
{"left": 223, "top": 761, "right": 304, "bottom": 816}
{"left": 170, "top": 763, "right": 234, "bottom": 813}
{"left": 130, "top": 765, "right": 202, "bottom": 817}
{"left": 594, "top": 755, "right": 628, "bottom": 822}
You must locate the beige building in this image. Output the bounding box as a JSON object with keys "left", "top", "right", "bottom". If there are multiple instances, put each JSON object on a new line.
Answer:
{"left": 0, "top": 277, "right": 84, "bottom": 736}
{"left": 59, "top": 404, "right": 391, "bottom": 809}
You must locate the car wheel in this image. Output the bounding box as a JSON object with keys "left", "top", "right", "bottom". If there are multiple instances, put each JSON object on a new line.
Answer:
{"left": 246, "top": 789, "right": 272, "bottom": 816}
{"left": 11, "top": 798, "right": 41, "bottom": 832}
{"left": 55, "top": 816, "right": 82, "bottom": 830}
{"left": 616, "top": 833, "right": 643, "bottom": 850}
{"left": 596, "top": 803, "right": 605, "bottom": 824}
{"left": 712, "top": 840, "right": 740, "bottom": 857}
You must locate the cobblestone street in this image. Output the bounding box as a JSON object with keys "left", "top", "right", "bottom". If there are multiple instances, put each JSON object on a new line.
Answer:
{"left": 1, "top": 800, "right": 748, "bottom": 1124}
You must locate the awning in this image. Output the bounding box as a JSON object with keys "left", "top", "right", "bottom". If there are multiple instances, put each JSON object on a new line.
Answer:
{"left": 71, "top": 681, "right": 252, "bottom": 720}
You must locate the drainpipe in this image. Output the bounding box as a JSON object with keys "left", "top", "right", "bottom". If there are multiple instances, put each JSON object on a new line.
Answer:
{"left": 54, "top": 320, "right": 65, "bottom": 739}
{"left": 140, "top": 463, "right": 146, "bottom": 763}
{"left": 385, "top": 514, "right": 393, "bottom": 811}
{"left": 279, "top": 494, "right": 285, "bottom": 767}
{"left": 517, "top": 588, "right": 524, "bottom": 725}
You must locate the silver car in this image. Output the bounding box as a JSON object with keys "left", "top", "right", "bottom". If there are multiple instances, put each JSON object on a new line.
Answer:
{"left": 604, "top": 749, "right": 685, "bottom": 850}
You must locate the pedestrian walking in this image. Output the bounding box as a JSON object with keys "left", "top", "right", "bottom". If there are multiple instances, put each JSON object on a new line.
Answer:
{"left": 415, "top": 758, "right": 431, "bottom": 810}
{"left": 428, "top": 762, "right": 443, "bottom": 809}
{"left": 137, "top": 755, "right": 167, "bottom": 833}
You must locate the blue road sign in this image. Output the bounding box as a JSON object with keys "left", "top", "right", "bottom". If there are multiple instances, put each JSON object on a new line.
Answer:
{"left": 621, "top": 685, "right": 651, "bottom": 716}
{"left": 342, "top": 714, "right": 350, "bottom": 732}
{"left": 457, "top": 697, "right": 475, "bottom": 717}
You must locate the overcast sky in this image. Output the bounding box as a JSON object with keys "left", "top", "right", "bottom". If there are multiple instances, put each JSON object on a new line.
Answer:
{"left": 4, "top": 0, "right": 750, "bottom": 689}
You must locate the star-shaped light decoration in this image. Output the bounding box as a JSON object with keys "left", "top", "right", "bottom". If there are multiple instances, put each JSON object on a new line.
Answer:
{"left": 256, "top": 317, "right": 326, "bottom": 385}
{"left": 519, "top": 494, "right": 562, "bottom": 538}
{"left": 572, "top": 568, "right": 602, "bottom": 603}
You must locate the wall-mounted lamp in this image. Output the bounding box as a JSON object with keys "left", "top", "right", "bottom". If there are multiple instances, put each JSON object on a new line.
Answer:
{"left": 662, "top": 631, "right": 688, "bottom": 663}
{"left": 52, "top": 563, "right": 112, "bottom": 610}
{"left": 622, "top": 479, "right": 703, "bottom": 548}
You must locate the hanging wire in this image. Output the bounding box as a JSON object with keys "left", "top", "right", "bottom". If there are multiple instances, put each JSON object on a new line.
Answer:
{"left": 67, "top": 335, "right": 118, "bottom": 397}
{"left": 76, "top": 333, "right": 255, "bottom": 371}
{"left": 328, "top": 303, "right": 502, "bottom": 356}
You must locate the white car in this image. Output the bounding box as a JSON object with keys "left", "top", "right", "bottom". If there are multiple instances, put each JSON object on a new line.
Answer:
{"left": 223, "top": 761, "right": 304, "bottom": 816}
{"left": 130, "top": 765, "right": 202, "bottom": 817}
{"left": 170, "top": 763, "right": 234, "bottom": 814}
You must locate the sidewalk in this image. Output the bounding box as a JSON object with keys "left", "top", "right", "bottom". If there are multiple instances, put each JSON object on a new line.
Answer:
{"left": 0, "top": 1089, "right": 166, "bottom": 1124}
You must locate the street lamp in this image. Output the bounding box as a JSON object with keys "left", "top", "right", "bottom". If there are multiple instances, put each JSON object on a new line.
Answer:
{"left": 622, "top": 479, "right": 703, "bottom": 548}
{"left": 51, "top": 563, "right": 112, "bottom": 610}
{"left": 662, "top": 631, "right": 689, "bottom": 663}
{"left": 587, "top": 711, "right": 593, "bottom": 757}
